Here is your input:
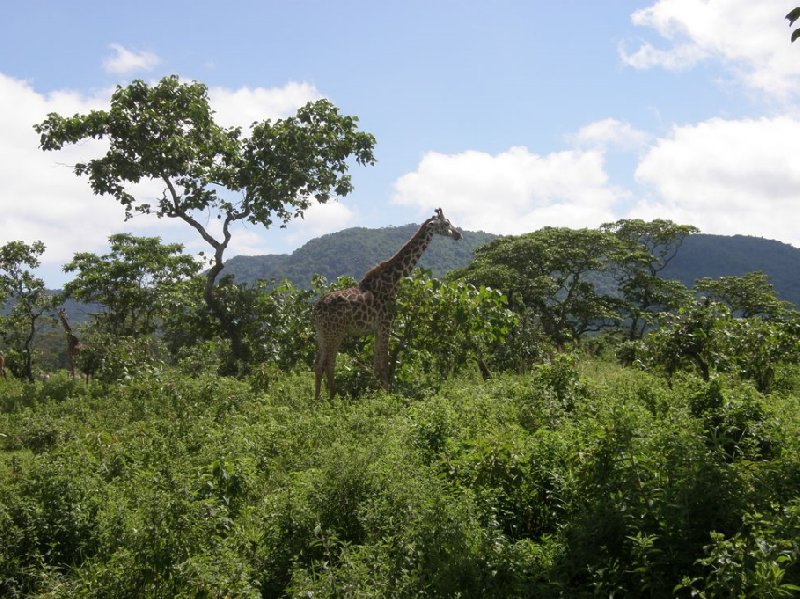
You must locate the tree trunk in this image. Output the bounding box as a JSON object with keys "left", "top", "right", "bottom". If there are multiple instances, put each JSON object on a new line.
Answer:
{"left": 204, "top": 261, "right": 250, "bottom": 375}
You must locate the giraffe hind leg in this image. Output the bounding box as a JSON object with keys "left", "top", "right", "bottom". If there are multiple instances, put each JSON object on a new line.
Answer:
{"left": 320, "top": 336, "right": 342, "bottom": 401}
{"left": 325, "top": 352, "right": 336, "bottom": 401}
{"left": 314, "top": 349, "right": 324, "bottom": 400}
{"left": 374, "top": 322, "right": 391, "bottom": 390}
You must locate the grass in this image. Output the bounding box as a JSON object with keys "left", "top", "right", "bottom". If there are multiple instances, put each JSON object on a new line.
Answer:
{"left": 1, "top": 359, "right": 799, "bottom": 597}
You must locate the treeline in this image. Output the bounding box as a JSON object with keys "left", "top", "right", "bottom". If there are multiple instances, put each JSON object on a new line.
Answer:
{"left": 221, "top": 226, "right": 800, "bottom": 307}
{"left": 2, "top": 219, "right": 799, "bottom": 395}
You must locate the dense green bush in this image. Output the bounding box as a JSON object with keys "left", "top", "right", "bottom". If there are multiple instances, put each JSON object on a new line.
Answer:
{"left": 1, "top": 356, "right": 798, "bottom": 597}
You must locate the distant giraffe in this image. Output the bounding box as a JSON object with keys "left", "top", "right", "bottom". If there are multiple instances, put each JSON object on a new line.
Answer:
{"left": 313, "top": 208, "right": 462, "bottom": 400}
{"left": 58, "top": 309, "right": 89, "bottom": 380}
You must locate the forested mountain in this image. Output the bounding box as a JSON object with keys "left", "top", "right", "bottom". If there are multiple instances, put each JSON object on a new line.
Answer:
{"left": 663, "top": 234, "right": 800, "bottom": 306}
{"left": 221, "top": 224, "right": 496, "bottom": 286}
{"left": 222, "top": 226, "right": 800, "bottom": 306}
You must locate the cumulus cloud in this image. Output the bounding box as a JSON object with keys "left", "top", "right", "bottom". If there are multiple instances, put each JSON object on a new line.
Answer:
{"left": 209, "top": 82, "right": 322, "bottom": 129}
{"left": 620, "top": 41, "right": 708, "bottom": 72}
{"left": 392, "top": 146, "right": 626, "bottom": 234}
{"left": 0, "top": 73, "right": 126, "bottom": 266}
{"left": 630, "top": 116, "right": 800, "bottom": 246}
{"left": 0, "top": 72, "right": 326, "bottom": 278}
{"left": 620, "top": 0, "right": 800, "bottom": 98}
{"left": 103, "top": 43, "right": 161, "bottom": 75}
{"left": 569, "top": 118, "right": 651, "bottom": 151}
{"left": 285, "top": 201, "right": 357, "bottom": 245}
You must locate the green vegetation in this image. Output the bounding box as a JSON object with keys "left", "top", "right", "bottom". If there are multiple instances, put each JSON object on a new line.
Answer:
{"left": 2, "top": 355, "right": 799, "bottom": 596}
{"left": 3, "top": 73, "right": 800, "bottom": 596}
{"left": 63, "top": 233, "right": 200, "bottom": 338}
{"left": 0, "top": 241, "right": 53, "bottom": 381}
{"left": 788, "top": 7, "right": 800, "bottom": 43}
{"left": 2, "top": 242, "right": 800, "bottom": 595}
{"left": 36, "top": 75, "right": 375, "bottom": 371}
{"left": 221, "top": 225, "right": 497, "bottom": 287}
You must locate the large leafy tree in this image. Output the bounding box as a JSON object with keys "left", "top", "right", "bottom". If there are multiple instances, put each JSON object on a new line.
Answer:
{"left": 602, "top": 219, "right": 697, "bottom": 339}
{"left": 62, "top": 233, "right": 201, "bottom": 337}
{"left": 694, "top": 271, "right": 794, "bottom": 320}
{"left": 0, "top": 241, "right": 52, "bottom": 380}
{"left": 455, "top": 228, "right": 623, "bottom": 350}
{"left": 35, "top": 75, "right": 376, "bottom": 371}
{"left": 390, "top": 271, "right": 515, "bottom": 385}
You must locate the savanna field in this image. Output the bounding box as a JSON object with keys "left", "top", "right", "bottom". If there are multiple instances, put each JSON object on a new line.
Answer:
{"left": 1, "top": 351, "right": 799, "bottom": 597}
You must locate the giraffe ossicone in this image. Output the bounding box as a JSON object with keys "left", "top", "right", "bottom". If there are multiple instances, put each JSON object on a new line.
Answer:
{"left": 313, "top": 208, "right": 462, "bottom": 400}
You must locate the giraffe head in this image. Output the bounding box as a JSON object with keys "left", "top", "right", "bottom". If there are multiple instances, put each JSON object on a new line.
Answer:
{"left": 427, "top": 208, "right": 462, "bottom": 241}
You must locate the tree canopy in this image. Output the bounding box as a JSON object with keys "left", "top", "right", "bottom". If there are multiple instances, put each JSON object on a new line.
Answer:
{"left": 602, "top": 219, "right": 698, "bottom": 339}
{"left": 788, "top": 6, "right": 800, "bottom": 42}
{"left": 62, "top": 234, "right": 200, "bottom": 337}
{"left": 0, "top": 241, "right": 51, "bottom": 381}
{"left": 35, "top": 75, "right": 376, "bottom": 371}
{"left": 453, "top": 227, "right": 624, "bottom": 349}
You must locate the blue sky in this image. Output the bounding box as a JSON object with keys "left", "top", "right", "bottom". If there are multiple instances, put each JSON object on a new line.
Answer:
{"left": 2, "top": 1, "right": 800, "bottom": 287}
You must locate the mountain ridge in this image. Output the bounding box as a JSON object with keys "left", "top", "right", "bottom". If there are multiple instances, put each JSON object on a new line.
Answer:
{"left": 221, "top": 226, "right": 800, "bottom": 307}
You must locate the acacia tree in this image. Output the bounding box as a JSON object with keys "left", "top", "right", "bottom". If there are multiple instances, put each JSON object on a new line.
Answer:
{"left": 455, "top": 228, "right": 623, "bottom": 350}
{"left": 0, "top": 241, "right": 52, "bottom": 381}
{"left": 695, "top": 271, "right": 794, "bottom": 320}
{"left": 63, "top": 233, "right": 201, "bottom": 337}
{"left": 602, "top": 219, "right": 697, "bottom": 340}
{"left": 35, "top": 75, "right": 376, "bottom": 371}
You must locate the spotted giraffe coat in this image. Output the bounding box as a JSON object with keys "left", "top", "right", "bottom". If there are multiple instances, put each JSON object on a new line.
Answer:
{"left": 313, "top": 209, "right": 462, "bottom": 400}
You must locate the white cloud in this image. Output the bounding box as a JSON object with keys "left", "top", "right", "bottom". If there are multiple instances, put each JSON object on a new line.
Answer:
{"left": 630, "top": 116, "right": 800, "bottom": 246}
{"left": 103, "top": 43, "right": 161, "bottom": 75}
{"left": 621, "top": 0, "right": 800, "bottom": 98}
{"left": 209, "top": 82, "right": 322, "bottom": 129}
{"left": 619, "top": 41, "right": 708, "bottom": 71}
{"left": 285, "top": 201, "right": 357, "bottom": 245}
{"left": 0, "top": 72, "right": 329, "bottom": 281}
{"left": 569, "top": 118, "right": 651, "bottom": 151}
{"left": 392, "top": 146, "right": 626, "bottom": 234}
{"left": 0, "top": 73, "right": 126, "bottom": 267}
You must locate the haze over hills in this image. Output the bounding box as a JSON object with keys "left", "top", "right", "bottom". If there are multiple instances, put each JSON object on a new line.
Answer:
{"left": 221, "top": 225, "right": 800, "bottom": 307}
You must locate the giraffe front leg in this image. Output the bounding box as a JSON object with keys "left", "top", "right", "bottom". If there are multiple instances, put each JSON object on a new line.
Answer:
{"left": 373, "top": 321, "right": 391, "bottom": 390}
{"left": 318, "top": 336, "right": 342, "bottom": 401}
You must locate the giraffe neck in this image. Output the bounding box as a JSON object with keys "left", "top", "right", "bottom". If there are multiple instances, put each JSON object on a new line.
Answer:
{"left": 360, "top": 221, "right": 434, "bottom": 297}
{"left": 59, "top": 313, "right": 73, "bottom": 335}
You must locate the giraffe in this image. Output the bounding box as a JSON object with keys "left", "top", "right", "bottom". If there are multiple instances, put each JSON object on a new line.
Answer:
{"left": 313, "top": 208, "right": 462, "bottom": 400}
{"left": 58, "top": 309, "right": 88, "bottom": 380}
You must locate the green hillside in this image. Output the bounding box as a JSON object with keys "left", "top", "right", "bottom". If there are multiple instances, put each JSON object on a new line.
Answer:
{"left": 221, "top": 227, "right": 800, "bottom": 306}
{"left": 663, "top": 234, "right": 800, "bottom": 306}
{"left": 221, "top": 224, "right": 496, "bottom": 286}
